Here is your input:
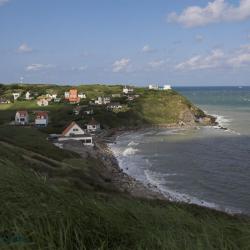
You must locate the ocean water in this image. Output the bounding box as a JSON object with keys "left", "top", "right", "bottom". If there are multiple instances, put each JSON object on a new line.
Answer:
{"left": 110, "top": 86, "right": 250, "bottom": 214}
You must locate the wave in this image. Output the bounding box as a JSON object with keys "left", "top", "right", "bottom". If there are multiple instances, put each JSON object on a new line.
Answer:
{"left": 122, "top": 147, "right": 139, "bottom": 156}
{"left": 128, "top": 141, "right": 139, "bottom": 146}
{"left": 144, "top": 169, "right": 242, "bottom": 214}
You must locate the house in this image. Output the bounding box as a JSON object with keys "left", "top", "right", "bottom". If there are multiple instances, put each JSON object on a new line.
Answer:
{"left": 149, "top": 84, "right": 159, "bottom": 90}
{"left": 68, "top": 89, "right": 80, "bottom": 103}
{"left": 37, "top": 98, "right": 49, "bottom": 106}
{"left": 35, "top": 111, "right": 49, "bottom": 127}
{"left": 149, "top": 84, "right": 172, "bottom": 90}
{"left": 12, "top": 92, "right": 21, "bottom": 100}
{"left": 0, "top": 97, "right": 10, "bottom": 104}
{"left": 25, "top": 91, "right": 32, "bottom": 100}
{"left": 46, "top": 93, "right": 57, "bottom": 99}
{"left": 123, "top": 86, "right": 134, "bottom": 94}
{"left": 15, "top": 110, "right": 29, "bottom": 125}
{"left": 86, "top": 118, "right": 101, "bottom": 132}
{"left": 127, "top": 96, "right": 135, "bottom": 101}
{"left": 163, "top": 85, "right": 172, "bottom": 90}
{"left": 94, "top": 96, "right": 103, "bottom": 105}
{"left": 94, "top": 96, "right": 111, "bottom": 105}
{"left": 58, "top": 121, "right": 93, "bottom": 146}
{"left": 64, "top": 92, "right": 70, "bottom": 99}
{"left": 107, "top": 102, "right": 123, "bottom": 110}
{"left": 78, "top": 93, "right": 86, "bottom": 99}
{"left": 62, "top": 121, "right": 85, "bottom": 136}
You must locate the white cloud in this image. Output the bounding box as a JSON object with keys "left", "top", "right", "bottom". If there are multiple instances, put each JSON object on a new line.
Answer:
{"left": 142, "top": 45, "right": 155, "bottom": 53}
{"left": 227, "top": 44, "right": 250, "bottom": 67}
{"left": 17, "top": 43, "right": 33, "bottom": 53}
{"left": 25, "top": 64, "right": 55, "bottom": 72}
{"left": 176, "top": 49, "right": 224, "bottom": 70}
{"left": 112, "top": 58, "right": 131, "bottom": 73}
{"left": 0, "top": 0, "right": 10, "bottom": 6}
{"left": 148, "top": 60, "right": 165, "bottom": 68}
{"left": 72, "top": 66, "right": 87, "bottom": 71}
{"left": 168, "top": 0, "right": 250, "bottom": 27}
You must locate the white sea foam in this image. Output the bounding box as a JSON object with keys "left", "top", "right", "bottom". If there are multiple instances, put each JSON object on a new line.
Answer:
{"left": 122, "top": 147, "right": 139, "bottom": 156}
{"left": 144, "top": 169, "right": 241, "bottom": 214}
{"left": 128, "top": 141, "right": 139, "bottom": 146}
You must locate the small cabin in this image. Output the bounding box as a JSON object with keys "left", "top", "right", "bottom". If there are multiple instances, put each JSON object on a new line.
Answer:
{"left": 86, "top": 118, "right": 100, "bottom": 132}
{"left": 15, "top": 110, "right": 29, "bottom": 125}
{"left": 35, "top": 111, "right": 49, "bottom": 127}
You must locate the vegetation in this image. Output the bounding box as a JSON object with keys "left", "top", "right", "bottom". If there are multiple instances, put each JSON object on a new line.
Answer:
{"left": 0, "top": 84, "right": 206, "bottom": 131}
{"left": 1, "top": 84, "right": 247, "bottom": 249}
{"left": 0, "top": 127, "right": 250, "bottom": 249}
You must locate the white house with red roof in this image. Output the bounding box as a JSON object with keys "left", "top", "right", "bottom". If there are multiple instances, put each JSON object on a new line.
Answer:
{"left": 35, "top": 111, "right": 49, "bottom": 127}
{"left": 15, "top": 111, "right": 29, "bottom": 125}
{"left": 58, "top": 121, "right": 93, "bottom": 146}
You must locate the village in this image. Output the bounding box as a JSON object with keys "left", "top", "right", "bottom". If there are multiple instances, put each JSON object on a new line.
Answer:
{"left": 0, "top": 84, "right": 173, "bottom": 149}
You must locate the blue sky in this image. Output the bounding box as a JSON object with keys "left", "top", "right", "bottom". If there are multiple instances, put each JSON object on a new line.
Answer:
{"left": 1, "top": 0, "right": 250, "bottom": 86}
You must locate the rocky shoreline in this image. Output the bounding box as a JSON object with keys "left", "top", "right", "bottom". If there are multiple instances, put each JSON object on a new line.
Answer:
{"left": 62, "top": 117, "right": 221, "bottom": 201}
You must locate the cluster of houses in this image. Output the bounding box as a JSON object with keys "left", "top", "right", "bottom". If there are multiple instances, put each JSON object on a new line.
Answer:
{"left": 15, "top": 110, "right": 49, "bottom": 127}
{"left": 5, "top": 84, "right": 174, "bottom": 148}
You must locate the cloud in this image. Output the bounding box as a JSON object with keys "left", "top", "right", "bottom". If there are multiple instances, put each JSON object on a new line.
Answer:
{"left": 0, "top": 0, "right": 10, "bottom": 6}
{"left": 72, "top": 66, "right": 88, "bottom": 71}
{"left": 227, "top": 44, "right": 250, "bottom": 67}
{"left": 17, "top": 43, "right": 33, "bottom": 53}
{"left": 142, "top": 45, "right": 155, "bottom": 53}
{"left": 25, "top": 64, "right": 55, "bottom": 72}
{"left": 112, "top": 58, "right": 131, "bottom": 73}
{"left": 175, "top": 49, "right": 224, "bottom": 70}
{"left": 168, "top": 0, "right": 250, "bottom": 27}
{"left": 148, "top": 60, "right": 165, "bottom": 68}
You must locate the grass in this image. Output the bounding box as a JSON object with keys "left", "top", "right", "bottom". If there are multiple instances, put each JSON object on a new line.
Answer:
{"left": 0, "top": 141, "right": 250, "bottom": 250}
{"left": 1, "top": 84, "right": 249, "bottom": 249}
{"left": 0, "top": 84, "right": 205, "bottom": 130}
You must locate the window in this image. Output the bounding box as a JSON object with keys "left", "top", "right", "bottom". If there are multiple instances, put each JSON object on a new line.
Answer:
{"left": 73, "top": 128, "right": 79, "bottom": 131}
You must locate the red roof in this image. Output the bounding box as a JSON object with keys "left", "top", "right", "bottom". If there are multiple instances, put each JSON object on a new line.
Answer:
{"left": 16, "top": 110, "right": 28, "bottom": 117}
{"left": 62, "top": 121, "right": 82, "bottom": 136}
{"left": 36, "top": 111, "right": 48, "bottom": 119}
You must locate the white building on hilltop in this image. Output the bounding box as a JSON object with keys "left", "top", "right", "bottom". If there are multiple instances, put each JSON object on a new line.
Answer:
{"left": 163, "top": 85, "right": 172, "bottom": 90}
{"left": 123, "top": 86, "right": 134, "bottom": 94}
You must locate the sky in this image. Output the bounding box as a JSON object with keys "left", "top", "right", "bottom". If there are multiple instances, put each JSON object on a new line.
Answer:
{"left": 1, "top": 0, "right": 250, "bottom": 86}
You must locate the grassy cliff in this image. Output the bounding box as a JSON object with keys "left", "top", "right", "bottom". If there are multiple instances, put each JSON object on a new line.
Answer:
{"left": 0, "top": 84, "right": 208, "bottom": 131}
{"left": 0, "top": 127, "right": 249, "bottom": 250}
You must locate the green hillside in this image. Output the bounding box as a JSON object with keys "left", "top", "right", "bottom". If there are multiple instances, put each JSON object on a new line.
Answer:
{"left": 0, "top": 127, "right": 249, "bottom": 250}
{"left": 0, "top": 84, "right": 209, "bottom": 132}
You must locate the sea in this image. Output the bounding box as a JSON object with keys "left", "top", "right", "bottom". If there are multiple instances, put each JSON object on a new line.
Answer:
{"left": 110, "top": 86, "right": 250, "bottom": 215}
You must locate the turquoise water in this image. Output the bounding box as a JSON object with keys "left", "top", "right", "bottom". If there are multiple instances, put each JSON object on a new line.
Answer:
{"left": 110, "top": 87, "right": 250, "bottom": 214}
